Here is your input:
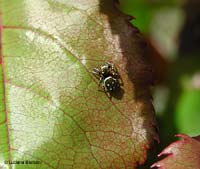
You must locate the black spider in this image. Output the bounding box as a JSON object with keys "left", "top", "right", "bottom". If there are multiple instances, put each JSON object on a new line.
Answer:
{"left": 92, "top": 62, "right": 122, "bottom": 97}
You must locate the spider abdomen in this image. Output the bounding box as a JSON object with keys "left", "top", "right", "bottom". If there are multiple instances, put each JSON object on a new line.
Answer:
{"left": 103, "top": 76, "right": 120, "bottom": 92}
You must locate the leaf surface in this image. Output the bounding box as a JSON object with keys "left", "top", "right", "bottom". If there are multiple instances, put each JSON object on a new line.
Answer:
{"left": 152, "top": 134, "right": 200, "bottom": 169}
{"left": 0, "top": 0, "right": 157, "bottom": 168}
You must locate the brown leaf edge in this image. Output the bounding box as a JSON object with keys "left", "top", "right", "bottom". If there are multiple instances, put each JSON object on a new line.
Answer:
{"left": 100, "top": 0, "right": 159, "bottom": 167}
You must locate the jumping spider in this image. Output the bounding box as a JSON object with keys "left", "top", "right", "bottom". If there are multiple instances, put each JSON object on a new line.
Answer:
{"left": 92, "top": 62, "right": 122, "bottom": 97}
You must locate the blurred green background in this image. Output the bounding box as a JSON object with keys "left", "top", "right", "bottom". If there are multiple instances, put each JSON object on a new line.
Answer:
{"left": 120, "top": 0, "right": 200, "bottom": 159}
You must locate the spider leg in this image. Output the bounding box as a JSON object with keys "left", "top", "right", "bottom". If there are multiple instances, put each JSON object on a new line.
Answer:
{"left": 112, "top": 67, "right": 123, "bottom": 86}
{"left": 91, "top": 68, "right": 101, "bottom": 79}
{"left": 106, "top": 91, "right": 111, "bottom": 98}
{"left": 110, "top": 68, "right": 123, "bottom": 86}
{"left": 107, "top": 62, "right": 118, "bottom": 76}
{"left": 98, "top": 77, "right": 104, "bottom": 88}
{"left": 92, "top": 68, "right": 100, "bottom": 75}
{"left": 97, "top": 77, "right": 104, "bottom": 91}
{"left": 118, "top": 76, "right": 124, "bottom": 86}
{"left": 106, "top": 62, "right": 114, "bottom": 70}
{"left": 105, "top": 61, "right": 113, "bottom": 65}
{"left": 97, "top": 88, "right": 111, "bottom": 99}
{"left": 101, "top": 83, "right": 112, "bottom": 99}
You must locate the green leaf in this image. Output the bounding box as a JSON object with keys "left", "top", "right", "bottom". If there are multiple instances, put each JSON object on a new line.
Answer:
{"left": 0, "top": 0, "right": 157, "bottom": 168}
{"left": 176, "top": 89, "right": 200, "bottom": 136}
{"left": 175, "top": 73, "right": 200, "bottom": 136}
{"left": 119, "top": 0, "right": 182, "bottom": 34}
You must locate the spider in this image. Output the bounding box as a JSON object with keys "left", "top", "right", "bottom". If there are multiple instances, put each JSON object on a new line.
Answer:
{"left": 92, "top": 62, "right": 122, "bottom": 97}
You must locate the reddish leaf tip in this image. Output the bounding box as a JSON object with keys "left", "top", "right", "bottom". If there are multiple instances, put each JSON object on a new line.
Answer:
{"left": 152, "top": 134, "right": 200, "bottom": 169}
{"left": 151, "top": 163, "right": 161, "bottom": 168}
{"left": 175, "top": 133, "right": 189, "bottom": 139}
